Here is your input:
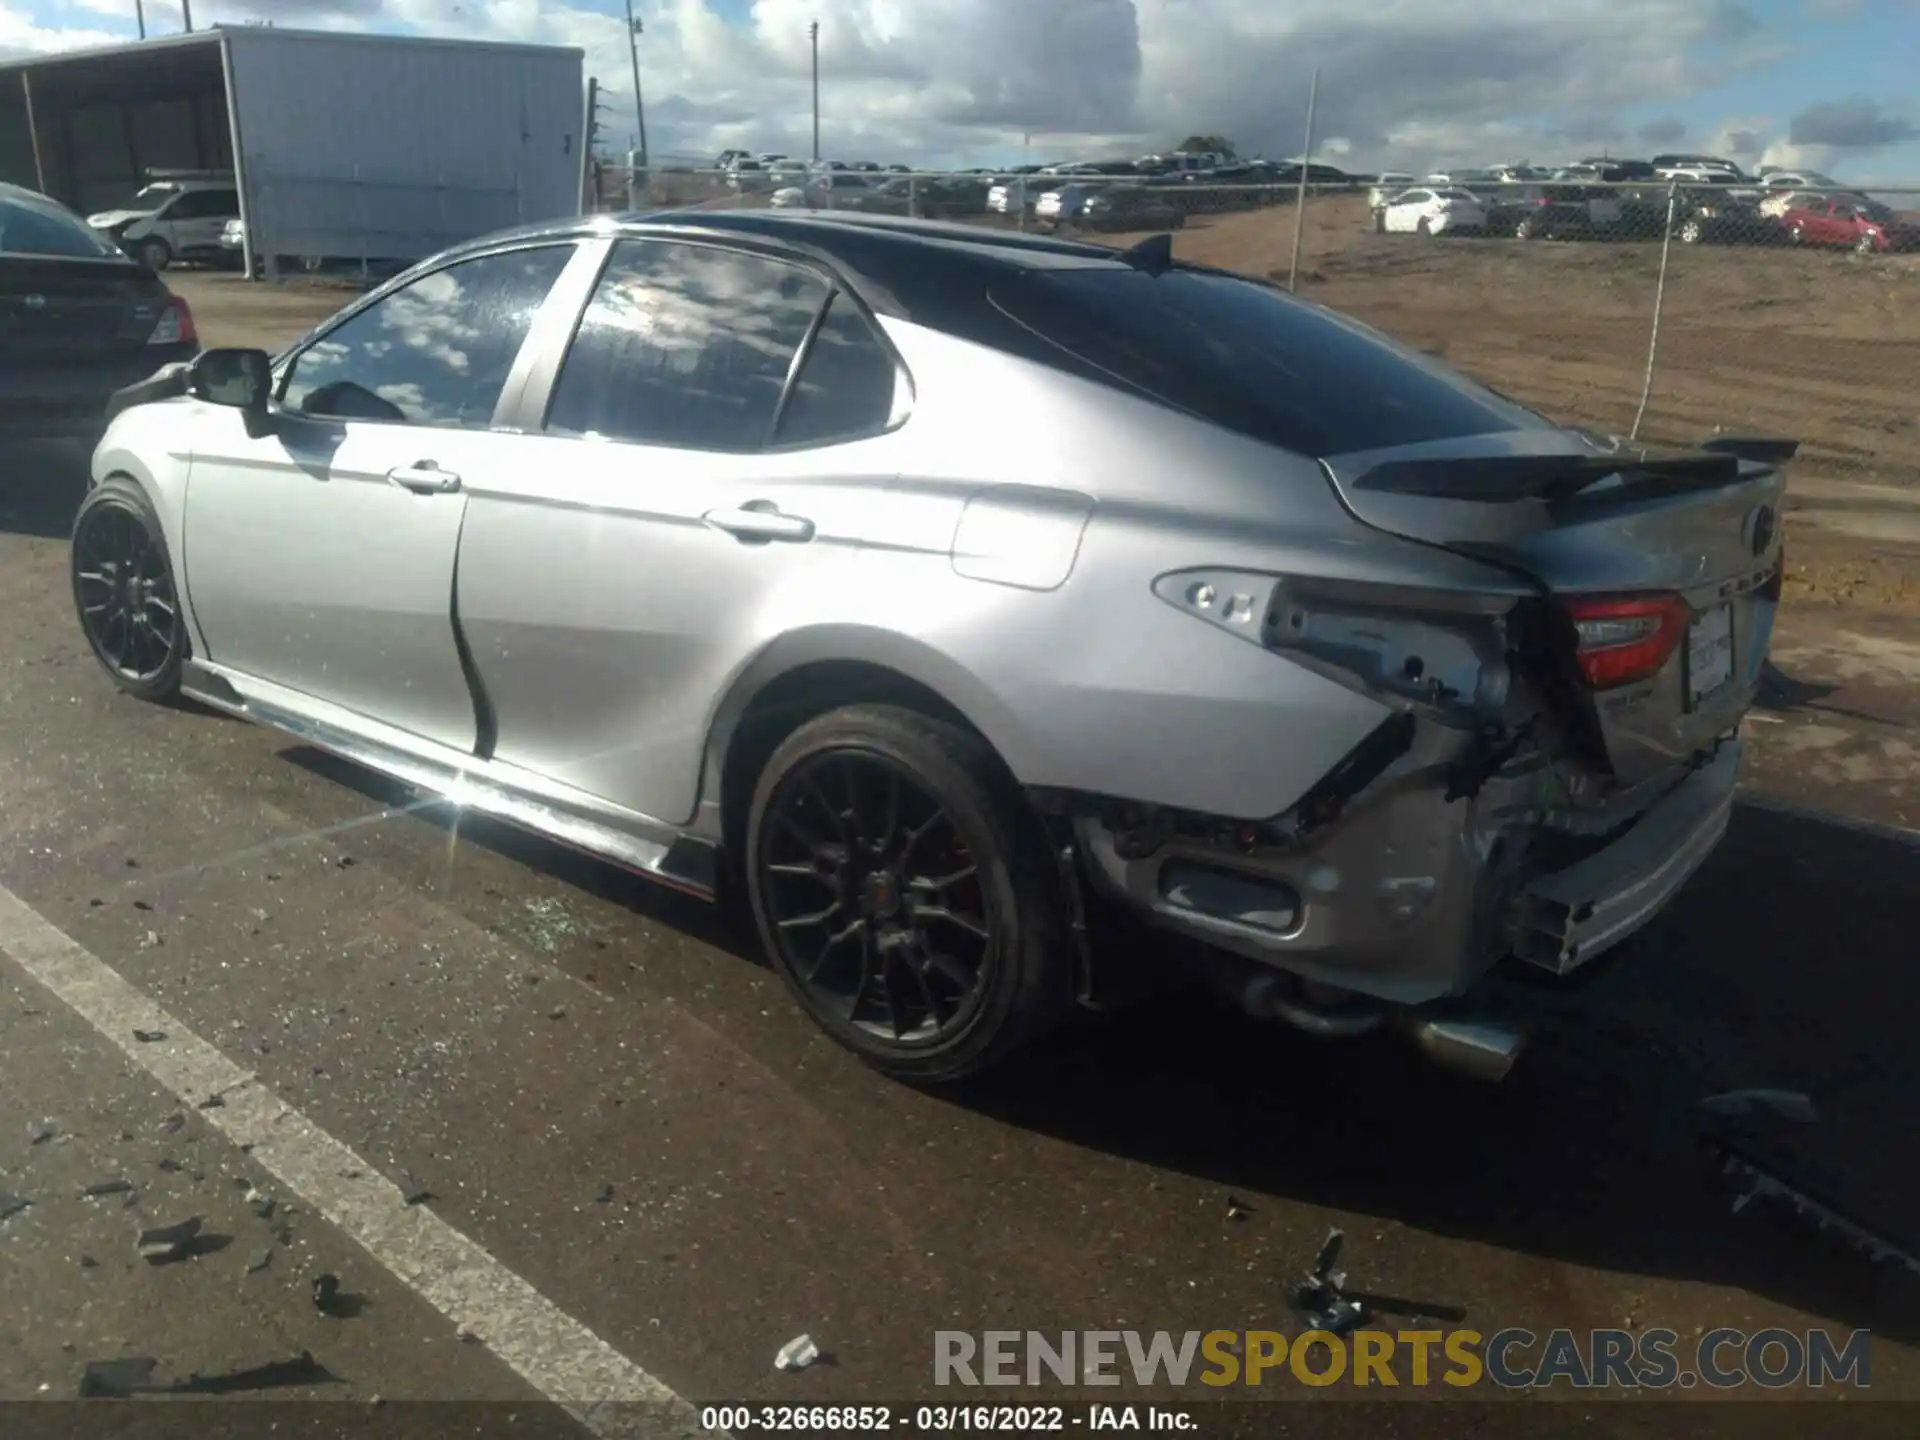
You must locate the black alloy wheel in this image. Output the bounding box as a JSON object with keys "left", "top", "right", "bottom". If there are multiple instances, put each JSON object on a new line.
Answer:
{"left": 746, "top": 705, "right": 1066, "bottom": 1083}
{"left": 71, "top": 478, "right": 186, "bottom": 701}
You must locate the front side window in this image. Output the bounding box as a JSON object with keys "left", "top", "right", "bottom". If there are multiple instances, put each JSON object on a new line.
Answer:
{"left": 281, "top": 243, "right": 574, "bottom": 427}
{"left": 544, "top": 239, "right": 829, "bottom": 450}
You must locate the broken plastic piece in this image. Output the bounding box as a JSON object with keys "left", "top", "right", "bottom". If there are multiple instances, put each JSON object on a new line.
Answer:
{"left": 137, "top": 1216, "right": 203, "bottom": 1264}
{"left": 400, "top": 1172, "right": 433, "bottom": 1206}
{"left": 246, "top": 1188, "right": 276, "bottom": 1219}
{"left": 0, "top": 1193, "right": 30, "bottom": 1222}
{"left": 245, "top": 1247, "right": 273, "bottom": 1276}
{"left": 313, "top": 1273, "right": 344, "bottom": 1315}
{"left": 1286, "top": 1226, "right": 1370, "bottom": 1337}
{"left": 132, "top": 1028, "right": 168, "bottom": 1043}
{"left": 81, "top": 1179, "right": 135, "bottom": 1199}
{"left": 775, "top": 1334, "right": 820, "bottom": 1372}
{"left": 1225, "top": 1195, "right": 1250, "bottom": 1221}
{"left": 1699, "top": 1089, "right": 1818, "bottom": 1123}
{"left": 594, "top": 1183, "right": 615, "bottom": 1204}
{"left": 28, "top": 1119, "right": 57, "bottom": 1145}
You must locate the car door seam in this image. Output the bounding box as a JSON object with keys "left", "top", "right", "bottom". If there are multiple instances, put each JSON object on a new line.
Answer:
{"left": 448, "top": 501, "right": 498, "bottom": 761}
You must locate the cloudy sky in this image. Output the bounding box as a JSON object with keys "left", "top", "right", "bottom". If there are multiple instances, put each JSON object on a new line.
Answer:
{"left": 4, "top": 0, "right": 1918, "bottom": 179}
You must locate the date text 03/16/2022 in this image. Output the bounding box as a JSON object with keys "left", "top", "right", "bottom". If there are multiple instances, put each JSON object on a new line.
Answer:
{"left": 698, "top": 1405, "right": 1196, "bottom": 1431}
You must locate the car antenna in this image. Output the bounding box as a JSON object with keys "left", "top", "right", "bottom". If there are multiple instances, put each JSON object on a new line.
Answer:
{"left": 1116, "top": 232, "right": 1176, "bottom": 275}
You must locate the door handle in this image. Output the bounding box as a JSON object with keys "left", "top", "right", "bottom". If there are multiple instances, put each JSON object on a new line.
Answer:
{"left": 703, "top": 502, "right": 816, "bottom": 544}
{"left": 386, "top": 461, "right": 462, "bottom": 495}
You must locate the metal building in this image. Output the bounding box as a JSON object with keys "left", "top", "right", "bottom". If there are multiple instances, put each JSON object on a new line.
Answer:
{"left": 0, "top": 26, "right": 588, "bottom": 277}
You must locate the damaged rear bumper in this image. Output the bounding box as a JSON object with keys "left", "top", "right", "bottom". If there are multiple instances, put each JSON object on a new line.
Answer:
{"left": 1074, "top": 724, "right": 1742, "bottom": 1008}
{"left": 1509, "top": 739, "right": 1740, "bottom": 974}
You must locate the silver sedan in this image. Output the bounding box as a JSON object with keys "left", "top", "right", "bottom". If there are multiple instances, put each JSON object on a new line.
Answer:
{"left": 71, "top": 211, "right": 1790, "bottom": 1084}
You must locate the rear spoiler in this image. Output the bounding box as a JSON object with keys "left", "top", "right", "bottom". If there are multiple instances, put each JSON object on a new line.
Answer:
{"left": 1348, "top": 435, "right": 1800, "bottom": 504}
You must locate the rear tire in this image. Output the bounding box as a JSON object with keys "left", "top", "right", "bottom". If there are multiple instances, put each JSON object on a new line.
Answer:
{"left": 1514, "top": 215, "right": 1536, "bottom": 240}
{"left": 745, "top": 704, "right": 1068, "bottom": 1084}
{"left": 1679, "top": 218, "right": 1704, "bottom": 244}
{"left": 136, "top": 237, "right": 172, "bottom": 272}
{"left": 1416, "top": 216, "right": 1433, "bottom": 237}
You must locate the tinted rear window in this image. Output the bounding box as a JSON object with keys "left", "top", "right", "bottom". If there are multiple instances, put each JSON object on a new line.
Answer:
{"left": 990, "top": 267, "right": 1546, "bottom": 457}
{"left": 0, "top": 191, "right": 122, "bottom": 258}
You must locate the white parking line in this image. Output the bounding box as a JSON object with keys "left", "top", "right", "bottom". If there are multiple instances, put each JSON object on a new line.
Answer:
{"left": 0, "top": 882, "right": 702, "bottom": 1439}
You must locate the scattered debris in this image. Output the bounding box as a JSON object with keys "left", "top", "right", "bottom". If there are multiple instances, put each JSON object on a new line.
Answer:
{"left": 1286, "top": 1228, "right": 1369, "bottom": 1337}
{"left": 132, "top": 900, "right": 153, "bottom": 911}
{"left": 81, "top": 1179, "right": 135, "bottom": 1199}
{"left": 1225, "top": 1194, "right": 1251, "bottom": 1221}
{"left": 79, "top": 1254, "right": 98, "bottom": 1269}
{"left": 1, "top": 1193, "right": 31, "bottom": 1222}
{"left": 197, "top": 1094, "right": 226, "bottom": 1110}
{"left": 456, "top": 1326, "right": 480, "bottom": 1344}
{"left": 337, "top": 855, "right": 357, "bottom": 868}
{"left": 312, "top": 1273, "right": 355, "bottom": 1317}
{"left": 27, "top": 1119, "right": 57, "bottom": 1145}
{"left": 132, "top": 1028, "right": 168, "bottom": 1044}
{"left": 400, "top": 1171, "right": 433, "bottom": 1206}
{"left": 157, "top": 1158, "right": 183, "bottom": 1174}
{"left": 1699, "top": 1089, "right": 1819, "bottom": 1124}
{"left": 126, "top": 859, "right": 139, "bottom": 869}
{"left": 547, "top": 1007, "right": 567, "bottom": 1021}
{"left": 136, "top": 1216, "right": 203, "bottom": 1265}
{"left": 88, "top": 898, "right": 104, "bottom": 908}
{"left": 594, "top": 1183, "right": 615, "bottom": 1205}
{"left": 139, "top": 930, "right": 162, "bottom": 950}
{"left": 774, "top": 1334, "right": 821, "bottom": 1372}
{"left": 245, "top": 1247, "right": 274, "bottom": 1276}
{"left": 273, "top": 1224, "right": 294, "bottom": 1246}
{"left": 245, "top": 1187, "right": 276, "bottom": 1219}
{"left": 162, "top": 1112, "right": 186, "bottom": 1135}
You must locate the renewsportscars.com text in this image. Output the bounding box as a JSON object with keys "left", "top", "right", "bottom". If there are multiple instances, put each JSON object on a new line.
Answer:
{"left": 934, "top": 1328, "right": 1872, "bottom": 1390}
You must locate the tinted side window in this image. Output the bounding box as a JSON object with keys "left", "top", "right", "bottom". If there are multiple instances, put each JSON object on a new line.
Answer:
{"left": 282, "top": 244, "right": 573, "bottom": 427}
{"left": 170, "top": 191, "right": 235, "bottom": 219}
{"left": 545, "top": 239, "right": 828, "bottom": 450}
{"left": 774, "top": 293, "right": 897, "bottom": 447}
{"left": 992, "top": 267, "right": 1546, "bottom": 458}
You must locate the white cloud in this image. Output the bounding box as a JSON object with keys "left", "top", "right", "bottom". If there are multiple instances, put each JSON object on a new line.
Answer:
{"left": 5, "top": 0, "right": 1913, "bottom": 178}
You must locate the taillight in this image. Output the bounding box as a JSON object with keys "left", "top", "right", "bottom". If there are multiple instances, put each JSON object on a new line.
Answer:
{"left": 147, "top": 296, "right": 196, "bottom": 347}
{"left": 1562, "top": 593, "right": 1690, "bottom": 690}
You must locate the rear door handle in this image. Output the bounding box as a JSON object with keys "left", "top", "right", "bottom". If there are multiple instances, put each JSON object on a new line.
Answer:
{"left": 386, "top": 461, "right": 462, "bottom": 495}
{"left": 703, "top": 502, "right": 815, "bottom": 544}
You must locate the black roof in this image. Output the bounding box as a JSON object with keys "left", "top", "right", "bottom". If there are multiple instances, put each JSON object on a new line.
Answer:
{"left": 443, "top": 209, "right": 1143, "bottom": 329}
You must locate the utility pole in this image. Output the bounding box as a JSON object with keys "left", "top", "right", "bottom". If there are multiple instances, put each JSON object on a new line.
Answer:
{"left": 624, "top": 0, "right": 648, "bottom": 171}
{"left": 135, "top": 0, "right": 146, "bottom": 39}
{"left": 1286, "top": 66, "right": 1321, "bottom": 294}
{"left": 809, "top": 21, "right": 820, "bottom": 161}
{"left": 181, "top": 0, "right": 192, "bottom": 32}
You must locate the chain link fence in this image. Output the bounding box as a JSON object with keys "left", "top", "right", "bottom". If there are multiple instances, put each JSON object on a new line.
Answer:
{"left": 589, "top": 165, "right": 1918, "bottom": 496}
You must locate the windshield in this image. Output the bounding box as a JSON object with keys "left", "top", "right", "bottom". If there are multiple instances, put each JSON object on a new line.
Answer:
{"left": 991, "top": 266, "right": 1546, "bottom": 458}
{"left": 0, "top": 190, "right": 125, "bottom": 258}
{"left": 128, "top": 183, "right": 180, "bottom": 211}
{"left": 1858, "top": 200, "right": 1897, "bottom": 222}
{"left": 1435, "top": 188, "right": 1479, "bottom": 202}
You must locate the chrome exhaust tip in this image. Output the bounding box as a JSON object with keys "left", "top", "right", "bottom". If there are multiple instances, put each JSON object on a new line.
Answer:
{"left": 1400, "top": 1015, "right": 1527, "bottom": 1083}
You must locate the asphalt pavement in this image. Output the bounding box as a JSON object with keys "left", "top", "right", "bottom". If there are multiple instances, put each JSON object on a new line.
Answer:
{"left": 3, "top": 421, "right": 1918, "bottom": 1437}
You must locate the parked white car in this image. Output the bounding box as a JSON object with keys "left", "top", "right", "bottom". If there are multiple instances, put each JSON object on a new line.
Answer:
{"left": 1034, "top": 182, "right": 1105, "bottom": 226}
{"left": 87, "top": 175, "right": 239, "bottom": 271}
{"left": 1367, "top": 172, "right": 1417, "bottom": 208}
{"left": 1759, "top": 169, "right": 1844, "bottom": 191}
{"left": 1380, "top": 186, "right": 1486, "bottom": 235}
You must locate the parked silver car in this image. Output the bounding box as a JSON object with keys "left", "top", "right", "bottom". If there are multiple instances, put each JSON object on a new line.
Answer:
{"left": 72, "top": 212, "right": 1791, "bottom": 1084}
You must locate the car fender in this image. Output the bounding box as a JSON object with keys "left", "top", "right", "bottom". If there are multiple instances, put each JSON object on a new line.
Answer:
{"left": 697, "top": 622, "right": 1035, "bottom": 819}
{"left": 91, "top": 401, "right": 207, "bottom": 656}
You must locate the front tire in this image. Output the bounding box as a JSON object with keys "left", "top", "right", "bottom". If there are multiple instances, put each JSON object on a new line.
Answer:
{"left": 746, "top": 704, "right": 1068, "bottom": 1084}
{"left": 1679, "top": 218, "right": 1704, "bottom": 244}
{"left": 136, "top": 237, "right": 173, "bottom": 272}
{"left": 1855, "top": 232, "right": 1878, "bottom": 256}
{"left": 71, "top": 477, "right": 186, "bottom": 703}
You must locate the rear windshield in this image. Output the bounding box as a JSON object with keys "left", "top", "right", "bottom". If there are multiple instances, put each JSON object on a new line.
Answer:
{"left": 991, "top": 267, "right": 1547, "bottom": 457}
{"left": 0, "top": 191, "right": 123, "bottom": 258}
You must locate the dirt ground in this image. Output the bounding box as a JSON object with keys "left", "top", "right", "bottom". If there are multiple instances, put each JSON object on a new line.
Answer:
{"left": 168, "top": 198, "right": 1920, "bottom": 615}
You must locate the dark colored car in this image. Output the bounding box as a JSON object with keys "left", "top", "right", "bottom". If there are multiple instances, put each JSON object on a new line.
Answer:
{"left": 1076, "top": 185, "right": 1189, "bottom": 232}
{"left": 850, "top": 176, "right": 991, "bottom": 219}
{"left": 1, "top": 182, "right": 198, "bottom": 447}
{"left": 1614, "top": 185, "right": 1779, "bottom": 245}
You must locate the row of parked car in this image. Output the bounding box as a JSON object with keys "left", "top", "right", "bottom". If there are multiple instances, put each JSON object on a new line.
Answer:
{"left": 1370, "top": 156, "right": 1917, "bottom": 255}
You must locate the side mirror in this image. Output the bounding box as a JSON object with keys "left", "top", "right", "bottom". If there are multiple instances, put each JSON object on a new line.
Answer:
{"left": 188, "top": 348, "right": 273, "bottom": 412}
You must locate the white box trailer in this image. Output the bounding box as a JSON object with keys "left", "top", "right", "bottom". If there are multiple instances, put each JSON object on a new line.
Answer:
{"left": 0, "top": 26, "right": 588, "bottom": 278}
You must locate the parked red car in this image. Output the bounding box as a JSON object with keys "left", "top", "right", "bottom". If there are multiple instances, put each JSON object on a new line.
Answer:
{"left": 1781, "top": 195, "right": 1920, "bottom": 254}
